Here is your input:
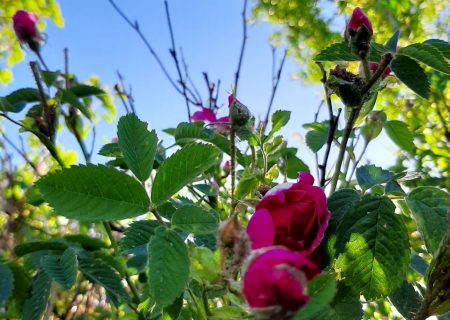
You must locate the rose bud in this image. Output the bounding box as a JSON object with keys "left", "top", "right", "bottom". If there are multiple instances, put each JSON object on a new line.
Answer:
{"left": 345, "top": 8, "right": 373, "bottom": 59}
{"left": 12, "top": 10, "right": 41, "bottom": 53}
{"left": 223, "top": 160, "right": 231, "bottom": 175}
{"left": 346, "top": 7, "right": 373, "bottom": 36}
{"left": 243, "top": 247, "right": 319, "bottom": 316}
{"left": 246, "top": 172, "right": 330, "bottom": 253}
{"left": 228, "top": 94, "right": 252, "bottom": 127}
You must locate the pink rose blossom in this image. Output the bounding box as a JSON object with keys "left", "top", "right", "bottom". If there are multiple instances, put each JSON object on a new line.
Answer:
{"left": 243, "top": 247, "right": 319, "bottom": 311}
{"left": 12, "top": 10, "right": 39, "bottom": 43}
{"left": 346, "top": 7, "right": 373, "bottom": 35}
{"left": 247, "top": 172, "right": 329, "bottom": 253}
{"left": 192, "top": 107, "right": 229, "bottom": 134}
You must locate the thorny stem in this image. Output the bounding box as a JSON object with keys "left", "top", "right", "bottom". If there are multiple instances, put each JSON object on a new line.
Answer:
{"left": 233, "top": 0, "right": 248, "bottom": 97}
{"left": 230, "top": 124, "right": 237, "bottom": 217}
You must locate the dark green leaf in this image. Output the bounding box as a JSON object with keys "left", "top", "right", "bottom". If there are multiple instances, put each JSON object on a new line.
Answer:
{"left": 14, "top": 241, "right": 68, "bottom": 257}
{"left": 285, "top": 155, "right": 309, "bottom": 179}
{"left": 385, "top": 180, "right": 406, "bottom": 196}
{"left": 330, "top": 284, "right": 363, "bottom": 320}
{"left": 356, "top": 164, "right": 394, "bottom": 190}
{"left": 70, "top": 84, "right": 105, "bottom": 97}
{"left": 270, "top": 110, "right": 291, "bottom": 134}
{"left": 171, "top": 204, "right": 218, "bottom": 235}
{"left": 98, "top": 142, "right": 122, "bottom": 157}
{"left": 389, "top": 281, "right": 422, "bottom": 319}
{"left": 148, "top": 227, "right": 190, "bottom": 308}
{"left": 335, "top": 195, "right": 410, "bottom": 299}
{"left": 383, "top": 120, "right": 415, "bottom": 153}
{"left": 151, "top": 144, "right": 220, "bottom": 205}
{"left": 37, "top": 164, "right": 150, "bottom": 221}
{"left": 314, "top": 42, "right": 387, "bottom": 62}
{"left": 63, "top": 234, "right": 109, "bottom": 250}
{"left": 399, "top": 43, "right": 450, "bottom": 74}
{"left": 0, "top": 97, "right": 18, "bottom": 113}
{"left": 163, "top": 295, "right": 184, "bottom": 319}
{"left": 5, "top": 88, "right": 40, "bottom": 106}
{"left": 22, "top": 271, "right": 51, "bottom": 320}
{"left": 41, "top": 70, "right": 60, "bottom": 86}
{"left": 118, "top": 220, "right": 160, "bottom": 254}
{"left": 385, "top": 30, "right": 400, "bottom": 52}
{"left": 406, "top": 187, "right": 449, "bottom": 254}
{"left": 327, "top": 189, "right": 360, "bottom": 234}
{"left": 40, "top": 248, "right": 78, "bottom": 290}
{"left": 294, "top": 273, "right": 337, "bottom": 320}
{"left": 117, "top": 113, "right": 158, "bottom": 181}
{"left": 0, "top": 263, "right": 13, "bottom": 306}
{"left": 61, "top": 89, "right": 91, "bottom": 118}
{"left": 391, "top": 54, "right": 430, "bottom": 98}
{"left": 305, "top": 121, "right": 328, "bottom": 153}
{"left": 423, "top": 39, "right": 450, "bottom": 60}
{"left": 411, "top": 254, "right": 428, "bottom": 276}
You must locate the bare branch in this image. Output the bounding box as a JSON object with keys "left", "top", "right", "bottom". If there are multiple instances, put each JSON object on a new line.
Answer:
{"left": 234, "top": 0, "right": 248, "bottom": 97}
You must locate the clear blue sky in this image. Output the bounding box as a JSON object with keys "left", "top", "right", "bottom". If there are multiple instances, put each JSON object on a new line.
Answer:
{"left": 1, "top": 0, "right": 397, "bottom": 177}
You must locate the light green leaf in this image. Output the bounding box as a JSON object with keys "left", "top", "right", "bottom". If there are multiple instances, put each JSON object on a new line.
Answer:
{"left": 118, "top": 113, "right": 158, "bottom": 182}
{"left": 335, "top": 196, "right": 410, "bottom": 299}
{"left": 151, "top": 144, "right": 220, "bottom": 205}
{"left": 118, "top": 220, "right": 160, "bottom": 254}
{"left": 70, "top": 84, "right": 105, "bottom": 97}
{"left": 40, "top": 248, "right": 77, "bottom": 290}
{"left": 270, "top": 110, "right": 291, "bottom": 134}
{"left": 383, "top": 120, "right": 415, "bottom": 153}
{"left": 37, "top": 164, "right": 150, "bottom": 221}
{"left": 235, "top": 174, "right": 259, "bottom": 199}
{"left": 406, "top": 187, "right": 449, "bottom": 254}
{"left": 399, "top": 43, "right": 450, "bottom": 74}
{"left": 148, "top": 227, "right": 190, "bottom": 308}
{"left": 22, "top": 271, "right": 52, "bottom": 320}
{"left": 356, "top": 164, "right": 394, "bottom": 190}
{"left": 171, "top": 204, "right": 218, "bottom": 235}
{"left": 295, "top": 273, "right": 337, "bottom": 320}
{"left": 190, "top": 246, "right": 220, "bottom": 284}
{"left": 391, "top": 54, "right": 430, "bottom": 98}
{"left": 0, "top": 263, "right": 13, "bottom": 306}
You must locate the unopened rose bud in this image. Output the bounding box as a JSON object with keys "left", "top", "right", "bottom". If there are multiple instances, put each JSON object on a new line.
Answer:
{"left": 228, "top": 94, "right": 252, "bottom": 127}
{"left": 223, "top": 160, "right": 231, "bottom": 176}
{"left": 12, "top": 10, "right": 41, "bottom": 53}
{"left": 345, "top": 8, "right": 373, "bottom": 59}
{"left": 346, "top": 7, "right": 373, "bottom": 36}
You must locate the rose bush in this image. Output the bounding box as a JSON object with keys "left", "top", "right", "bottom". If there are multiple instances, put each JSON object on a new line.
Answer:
{"left": 243, "top": 247, "right": 319, "bottom": 312}
{"left": 246, "top": 172, "right": 329, "bottom": 252}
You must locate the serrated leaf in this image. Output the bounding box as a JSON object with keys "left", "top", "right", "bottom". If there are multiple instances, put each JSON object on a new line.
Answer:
{"left": 270, "top": 110, "right": 291, "bottom": 134}
{"left": 314, "top": 42, "right": 388, "bottom": 62}
{"left": 389, "top": 280, "right": 422, "bottom": 319}
{"left": 327, "top": 189, "right": 360, "bottom": 234}
{"left": 118, "top": 220, "right": 160, "bottom": 254}
{"left": 40, "top": 248, "right": 77, "bottom": 290}
{"left": 148, "top": 227, "right": 190, "bottom": 308}
{"left": 305, "top": 121, "right": 328, "bottom": 153}
{"left": 61, "top": 89, "right": 91, "bottom": 118}
{"left": 78, "top": 255, "right": 129, "bottom": 303}
{"left": 151, "top": 144, "right": 220, "bottom": 205}
{"left": 14, "top": 241, "right": 68, "bottom": 257}
{"left": 294, "top": 273, "right": 337, "bottom": 320}
{"left": 391, "top": 54, "right": 430, "bottom": 98}
{"left": 118, "top": 113, "right": 158, "bottom": 181}
{"left": 22, "top": 271, "right": 51, "bottom": 320}
{"left": 406, "top": 187, "right": 449, "bottom": 254}
{"left": 171, "top": 204, "right": 218, "bottom": 235}
{"left": 37, "top": 164, "right": 150, "bottom": 221}
{"left": 399, "top": 43, "right": 450, "bottom": 74}
{"left": 70, "top": 84, "right": 105, "bottom": 97}
{"left": 383, "top": 120, "right": 415, "bottom": 153}
{"left": 335, "top": 195, "right": 410, "bottom": 299}
{"left": 386, "top": 30, "right": 400, "bottom": 52}
{"left": 424, "top": 39, "right": 450, "bottom": 60}
{"left": 356, "top": 164, "right": 394, "bottom": 190}
{"left": 0, "top": 263, "right": 13, "bottom": 306}
{"left": 98, "top": 142, "right": 122, "bottom": 157}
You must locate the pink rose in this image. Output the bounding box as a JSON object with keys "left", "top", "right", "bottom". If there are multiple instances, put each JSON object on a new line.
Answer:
{"left": 346, "top": 7, "right": 373, "bottom": 35}
{"left": 247, "top": 172, "right": 329, "bottom": 253}
{"left": 192, "top": 107, "right": 230, "bottom": 134}
{"left": 12, "top": 10, "right": 39, "bottom": 43}
{"left": 243, "top": 247, "right": 319, "bottom": 311}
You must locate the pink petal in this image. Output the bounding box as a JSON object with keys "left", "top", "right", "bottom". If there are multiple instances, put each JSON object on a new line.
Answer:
{"left": 297, "top": 172, "right": 315, "bottom": 186}
{"left": 247, "top": 209, "right": 275, "bottom": 249}
{"left": 191, "top": 107, "right": 217, "bottom": 123}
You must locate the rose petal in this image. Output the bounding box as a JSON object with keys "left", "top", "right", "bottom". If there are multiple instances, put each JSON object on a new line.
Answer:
{"left": 191, "top": 107, "right": 217, "bottom": 123}
{"left": 247, "top": 209, "right": 275, "bottom": 249}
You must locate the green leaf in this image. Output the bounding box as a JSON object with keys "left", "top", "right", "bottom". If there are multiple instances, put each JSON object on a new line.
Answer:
{"left": 22, "top": 271, "right": 52, "bottom": 320}
{"left": 391, "top": 54, "right": 430, "bottom": 98}
{"left": 61, "top": 89, "right": 92, "bottom": 118}
{"left": 0, "top": 263, "right": 13, "bottom": 306}
{"left": 171, "top": 204, "right": 218, "bottom": 235}
{"left": 335, "top": 195, "right": 410, "bottom": 299}
{"left": 41, "top": 70, "right": 60, "bottom": 86}
{"left": 190, "top": 246, "right": 219, "bottom": 284}
{"left": 285, "top": 154, "right": 309, "bottom": 179}
{"left": 327, "top": 189, "right": 360, "bottom": 234}
{"left": 304, "top": 121, "right": 328, "bottom": 153}
{"left": 5, "top": 88, "right": 40, "bottom": 106}
{"left": 98, "top": 142, "right": 122, "bottom": 157}
{"left": 117, "top": 113, "right": 158, "bottom": 181}
{"left": 294, "top": 273, "right": 337, "bottom": 320}
{"left": 385, "top": 30, "right": 400, "bottom": 52}
{"left": 314, "top": 42, "right": 387, "bottom": 62}
{"left": 148, "top": 227, "right": 190, "bottom": 308}
{"left": 151, "top": 144, "right": 220, "bottom": 205}
{"left": 356, "top": 164, "right": 394, "bottom": 190}
{"left": 235, "top": 174, "right": 259, "bottom": 199}
{"left": 406, "top": 187, "right": 449, "bottom": 254}
{"left": 389, "top": 281, "right": 422, "bottom": 319}
{"left": 37, "top": 164, "right": 150, "bottom": 221}
{"left": 118, "top": 220, "right": 160, "bottom": 254}
{"left": 162, "top": 295, "right": 183, "bottom": 320}
{"left": 411, "top": 254, "right": 428, "bottom": 276}
{"left": 385, "top": 180, "right": 406, "bottom": 196}
{"left": 0, "top": 97, "right": 19, "bottom": 113}
{"left": 63, "top": 234, "right": 109, "bottom": 250}
{"left": 424, "top": 39, "right": 450, "bottom": 60}
{"left": 14, "top": 241, "right": 68, "bottom": 257}
{"left": 78, "top": 254, "right": 129, "bottom": 303}
{"left": 383, "top": 120, "right": 415, "bottom": 153}
{"left": 399, "top": 43, "right": 450, "bottom": 74}
{"left": 69, "top": 84, "right": 105, "bottom": 97}
{"left": 330, "top": 284, "right": 363, "bottom": 320}
{"left": 270, "top": 110, "right": 291, "bottom": 134}
{"left": 40, "top": 248, "right": 78, "bottom": 290}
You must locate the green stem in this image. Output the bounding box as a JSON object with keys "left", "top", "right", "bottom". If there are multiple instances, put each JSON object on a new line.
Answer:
{"left": 329, "top": 107, "right": 360, "bottom": 194}
{"left": 361, "top": 56, "right": 371, "bottom": 81}
{"left": 230, "top": 124, "right": 237, "bottom": 217}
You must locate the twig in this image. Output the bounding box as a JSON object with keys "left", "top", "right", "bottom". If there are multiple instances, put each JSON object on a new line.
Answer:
{"left": 1, "top": 133, "right": 39, "bottom": 174}
{"left": 347, "top": 140, "right": 369, "bottom": 184}
{"left": 263, "top": 48, "right": 287, "bottom": 131}
{"left": 361, "top": 53, "right": 393, "bottom": 95}
{"left": 313, "top": 101, "right": 324, "bottom": 180}
{"left": 233, "top": 0, "right": 248, "bottom": 97}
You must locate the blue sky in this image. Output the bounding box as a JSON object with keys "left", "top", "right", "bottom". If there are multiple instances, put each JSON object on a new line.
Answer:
{"left": 1, "top": 0, "right": 398, "bottom": 177}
